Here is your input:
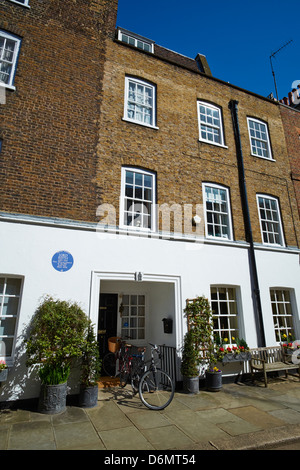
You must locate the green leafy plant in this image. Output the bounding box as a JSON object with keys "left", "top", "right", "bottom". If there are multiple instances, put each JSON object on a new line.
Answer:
{"left": 183, "top": 296, "right": 216, "bottom": 369}
{"left": 80, "top": 322, "right": 102, "bottom": 387}
{"left": 26, "top": 296, "right": 91, "bottom": 385}
{"left": 181, "top": 330, "right": 199, "bottom": 377}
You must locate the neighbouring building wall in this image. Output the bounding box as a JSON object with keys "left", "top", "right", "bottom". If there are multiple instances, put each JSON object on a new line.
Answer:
{"left": 95, "top": 33, "right": 300, "bottom": 249}
{"left": 0, "top": 0, "right": 118, "bottom": 222}
{"left": 279, "top": 104, "right": 300, "bottom": 218}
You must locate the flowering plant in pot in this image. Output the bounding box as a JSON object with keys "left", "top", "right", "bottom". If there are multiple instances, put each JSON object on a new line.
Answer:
{"left": 0, "top": 359, "right": 8, "bottom": 382}
{"left": 25, "top": 296, "right": 90, "bottom": 414}
{"left": 79, "top": 322, "right": 101, "bottom": 408}
{"left": 205, "top": 366, "right": 222, "bottom": 392}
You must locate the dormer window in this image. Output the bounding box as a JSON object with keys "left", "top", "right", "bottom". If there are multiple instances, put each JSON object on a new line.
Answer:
{"left": 117, "top": 28, "right": 154, "bottom": 53}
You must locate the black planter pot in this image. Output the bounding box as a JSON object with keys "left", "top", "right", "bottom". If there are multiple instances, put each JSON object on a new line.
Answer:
{"left": 38, "top": 382, "right": 67, "bottom": 414}
{"left": 183, "top": 376, "right": 199, "bottom": 394}
{"left": 205, "top": 371, "right": 222, "bottom": 392}
{"left": 79, "top": 384, "right": 99, "bottom": 408}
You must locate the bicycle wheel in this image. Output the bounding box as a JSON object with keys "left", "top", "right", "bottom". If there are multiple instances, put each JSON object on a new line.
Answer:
{"left": 102, "top": 352, "right": 116, "bottom": 377}
{"left": 131, "top": 370, "right": 142, "bottom": 394}
{"left": 139, "top": 369, "right": 175, "bottom": 410}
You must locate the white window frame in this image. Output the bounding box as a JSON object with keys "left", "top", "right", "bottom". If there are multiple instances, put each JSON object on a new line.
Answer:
{"left": 120, "top": 167, "right": 157, "bottom": 232}
{"left": 211, "top": 286, "right": 240, "bottom": 345}
{"left": 247, "top": 117, "right": 273, "bottom": 160}
{"left": 256, "top": 194, "right": 285, "bottom": 246}
{"left": 123, "top": 76, "right": 158, "bottom": 129}
{"left": 119, "top": 294, "right": 146, "bottom": 342}
{"left": 270, "top": 289, "right": 296, "bottom": 344}
{"left": 197, "top": 101, "right": 226, "bottom": 147}
{"left": 202, "top": 183, "right": 233, "bottom": 240}
{"left": 0, "top": 30, "right": 21, "bottom": 90}
{"left": 0, "top": 276, "right": 23, "bottom": 365}
{"left": 117, "top": 28, "right": 154, "bottom": 53}
{"left": 7, "top": 0, "right": 30, "bottom": 7}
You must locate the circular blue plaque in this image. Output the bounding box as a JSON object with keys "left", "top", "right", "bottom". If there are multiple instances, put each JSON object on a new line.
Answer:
{"left": 52, "top": 251, "right": 74, "bottom": 272}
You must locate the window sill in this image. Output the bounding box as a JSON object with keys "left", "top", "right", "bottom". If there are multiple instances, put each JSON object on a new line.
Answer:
{"left": 0, "top": 83, "right": 16, "bottom": 91}
{"left": 250, "top": 153, "right": 275, "bottom": 162}
{"left": 7, "top": 0, "right": 30, "bottom": 7}
{"left": 198, "top": 139, "right": 228, "bottom": 149}
{"left": 122, "top": 117, "right": 159, "bottom": 130}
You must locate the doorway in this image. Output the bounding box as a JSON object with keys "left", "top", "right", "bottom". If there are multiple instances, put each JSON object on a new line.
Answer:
{"left": 98, "top": 293, "right": 118, "bottom": 358}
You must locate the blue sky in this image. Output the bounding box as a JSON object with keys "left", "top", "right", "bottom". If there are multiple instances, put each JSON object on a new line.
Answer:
{"left": 117, "top": 0, "right": 299, "bottom": 100}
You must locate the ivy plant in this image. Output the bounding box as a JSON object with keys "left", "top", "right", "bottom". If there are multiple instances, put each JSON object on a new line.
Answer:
{"left": 183, "top": 296, "right": 216, "bottom": 370}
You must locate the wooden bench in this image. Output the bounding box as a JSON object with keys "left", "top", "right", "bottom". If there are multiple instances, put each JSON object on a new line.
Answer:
{"left": 250, "top": 346, "right": 300, "bottom": 387}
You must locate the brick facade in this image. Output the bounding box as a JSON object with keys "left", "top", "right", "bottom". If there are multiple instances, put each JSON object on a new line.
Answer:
{"left": 279, "top": 104, "right": 300, "bottom": 218}
{"left": 1, "top": 2, "right": 299, "bottom": 248}
{"left": 95, "top": 35, "right": 300, "bottom": 247}
{"left": 0, "top": 0, "right": 118, "bottom": 222}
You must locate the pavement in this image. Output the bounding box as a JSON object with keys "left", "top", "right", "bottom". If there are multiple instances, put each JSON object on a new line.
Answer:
{"left": 1, "top": 375, "right": 300, "bottom": 451}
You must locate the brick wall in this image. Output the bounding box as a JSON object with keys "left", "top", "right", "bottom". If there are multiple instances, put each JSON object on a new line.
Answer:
{"left": 279, "top": 104, "right": 300, "bottom": 218}
{"left": 0, "top": 0, "right": 118, "bottom": 221}
{"left": 95, "top": 38, "right": 300, "bottom": 247}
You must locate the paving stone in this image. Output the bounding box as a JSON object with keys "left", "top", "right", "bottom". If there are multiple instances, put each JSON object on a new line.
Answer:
{"left": 52, "top": 406, "right": 89, "bottom": 425}
{"left": 164, "top": 408, "right": 228, "bottom": 442}
{"left": 217, "top": 418, "right": 261, "bottom": 437}
{"left": 228, "top": 405, "right": 286, "bottom": 429}
{"left": 196, "top": 407, "right": 242, "bottom": 424}
{"left": 141, "top": 424, "right": 194, "bottom": 450}
{"left": 86, "top": 400, "right": 132, "bottom": 432}
{"left": 128, "top": 410, "right": 171, "bottom": 429}
{"left": 269, "top": 408, "right": 300, "bottom": 424}
{"left": 99, "top": 425, "right": 154, "bottom": 450}
{"left": 0, "top": 424, "right": 9, "bottom": 450}
{"left": 54, "top": 421, "right": 105, "bottom": 450}
{"left": 8, "top": 421, "right": 56, "bottom": 450}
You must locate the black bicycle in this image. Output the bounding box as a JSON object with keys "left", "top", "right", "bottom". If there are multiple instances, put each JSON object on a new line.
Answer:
{"left": 102, "top": 338, "right": 145, "bottom": 389}
{"left": 138, "top": 343, "right": 175, "bottom": 411}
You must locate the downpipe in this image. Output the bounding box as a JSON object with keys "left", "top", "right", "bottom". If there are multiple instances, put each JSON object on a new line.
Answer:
{"left": 229, "top": 100, "right": 266, "bottom": 347}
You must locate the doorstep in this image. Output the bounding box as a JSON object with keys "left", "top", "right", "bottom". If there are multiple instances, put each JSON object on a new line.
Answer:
{"left": 98, "top": 377, "right": 120, "bottom": 389}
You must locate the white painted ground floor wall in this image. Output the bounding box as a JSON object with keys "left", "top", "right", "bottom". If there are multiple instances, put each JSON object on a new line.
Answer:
{"left": 0, "top": 216, "right": 299, "bottom": 402}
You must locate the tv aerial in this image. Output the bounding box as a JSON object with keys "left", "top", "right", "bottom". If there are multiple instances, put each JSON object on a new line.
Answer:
{"left": 270, "top": 39, "right": 293, "bottom": 101}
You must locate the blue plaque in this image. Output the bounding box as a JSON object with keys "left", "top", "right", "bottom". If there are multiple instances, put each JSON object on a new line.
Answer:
{"left": 52, "top": 251, "right": 74, "bottom": 272}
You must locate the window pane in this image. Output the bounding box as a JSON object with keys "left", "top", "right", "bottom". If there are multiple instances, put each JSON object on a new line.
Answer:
{"left": 2, "top": 297, "right": 19, "bottom": 316}
{"left": 211, "top": 287, "right": 239, "bottom": 344}
{"left": 271, "top": 289, "right": 295, "bottom": 342}
{"left": 257, "top": 196, "right": 283, "bottom": 246}
{"left": 122, "top": 169, "right": 155, "bottom": 230}
{"left": 121, "top": 294, "right": 145, "bottom": 340}
{"left": 198, "top": 102, "right": 223, "bottom": 145}
{"left": 248, "top": 119, "right": 271, "bottom": 159}
{"left": 6, "top": 278, "right": 21, "bottom": 296}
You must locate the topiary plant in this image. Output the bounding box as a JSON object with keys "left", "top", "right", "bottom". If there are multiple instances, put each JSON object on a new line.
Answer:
{"left": 26, "top": 296, "right": 91, "bottom": 385}
{"left": 181, "top": 330, "right": 199, "bottom": 377}
{"left": 80, "top": 322, "right": 101, "bottom": 387}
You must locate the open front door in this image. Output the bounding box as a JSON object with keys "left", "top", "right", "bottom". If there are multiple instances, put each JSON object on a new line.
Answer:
{"left": 98, "top": 293, "right": 118, "bottom": 358}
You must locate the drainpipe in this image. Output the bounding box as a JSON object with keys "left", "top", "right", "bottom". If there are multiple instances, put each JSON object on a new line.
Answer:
{"left": 229, "top": 100, "right": 266, "bottom": 347}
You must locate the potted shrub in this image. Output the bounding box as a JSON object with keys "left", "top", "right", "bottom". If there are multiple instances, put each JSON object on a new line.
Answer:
{"left": 79, "top": 322, "right": 101, "bottom": 408}
{"left": 0, "top": 360, "right": 8, "bottom": 382}
{"left": 181, "top": 330, "right": 200, "bottom": 394}
{"left": 25, "top": 296, "right": 90, "bottom": 414}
